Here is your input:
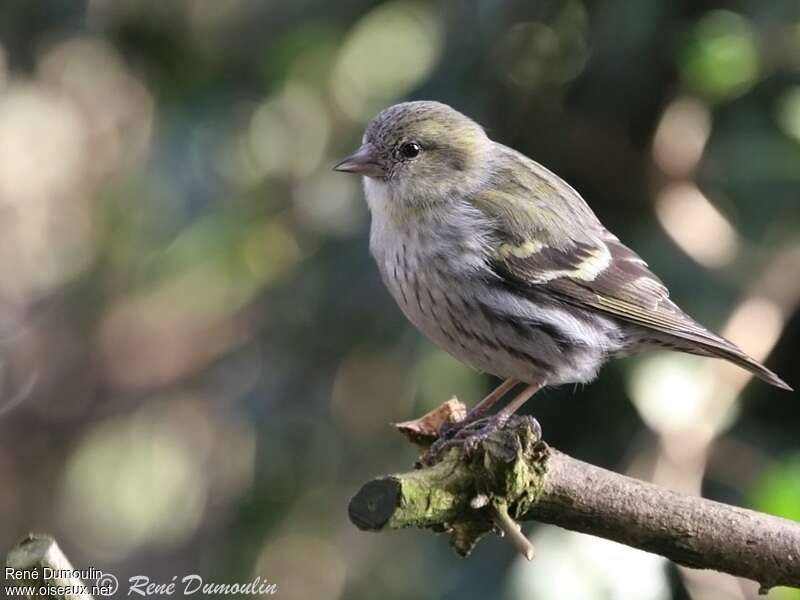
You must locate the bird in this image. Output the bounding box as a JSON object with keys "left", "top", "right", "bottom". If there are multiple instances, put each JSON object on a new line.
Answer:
{"left": 333, "top": 100, "right": 791, "bottom": 431}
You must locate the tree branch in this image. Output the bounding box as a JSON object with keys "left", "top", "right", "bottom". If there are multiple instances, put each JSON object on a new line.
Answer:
{"left": 6, "top": 534, "right": 94, "bottom": 600}
{"left": 348, "top": 415, "right": 800, "bottom": 593}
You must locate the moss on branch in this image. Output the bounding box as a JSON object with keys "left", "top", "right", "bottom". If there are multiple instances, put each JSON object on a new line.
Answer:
{"left": 349, "top": 416, "right": 548, "bottom": 555}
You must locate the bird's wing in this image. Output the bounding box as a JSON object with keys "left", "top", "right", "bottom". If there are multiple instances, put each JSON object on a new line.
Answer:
{"left": 470, "top": 146, "right": 733, "bottom": 349}
{"left": 493, "top": 230, "right": 718, "bottom": 344}
{"left": 470, "top": 150, "right": 791, "bottom": 390}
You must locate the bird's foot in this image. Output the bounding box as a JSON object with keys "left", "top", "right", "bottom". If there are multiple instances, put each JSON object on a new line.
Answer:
{"left": 437, "top": 416, "right": 502, "bottom": 454}
{"left": 422, "top": 414, "right": 541, "bottom": 465}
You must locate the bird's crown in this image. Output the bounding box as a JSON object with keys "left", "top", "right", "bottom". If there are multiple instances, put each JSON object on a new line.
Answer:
{"left": 364, "top": 100, "right": 485, "bottom": 148}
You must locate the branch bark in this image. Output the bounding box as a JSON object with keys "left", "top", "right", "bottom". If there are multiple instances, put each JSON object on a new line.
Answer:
{"left": 348, "top": 416, "right": 800, "bottom": 593}
{"left": 5, "top": 534, "right": 94, "bottom": 600}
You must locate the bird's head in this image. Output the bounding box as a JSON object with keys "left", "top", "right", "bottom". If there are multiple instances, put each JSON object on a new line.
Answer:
{"left": 334, "top": 101, "right": 491, "bottom": 204}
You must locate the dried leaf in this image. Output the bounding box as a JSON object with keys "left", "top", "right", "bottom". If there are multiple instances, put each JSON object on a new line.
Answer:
{"left": 447, "top": 520, "right": 492, "bottom": 557}
{"left": 393, "top": 397, "right": 467, "bottom": 447}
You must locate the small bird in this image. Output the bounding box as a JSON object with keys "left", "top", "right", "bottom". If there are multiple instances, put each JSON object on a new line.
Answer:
{"left": 334, "top": 101, "right": 791, "bottom": 428}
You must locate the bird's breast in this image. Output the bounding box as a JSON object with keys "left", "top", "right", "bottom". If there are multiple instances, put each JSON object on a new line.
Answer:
{"left": 369, "top": 201, "right": 491, "bottom": 328}
{"left": 367, "top": 200, "right": 628, "bottom": 385}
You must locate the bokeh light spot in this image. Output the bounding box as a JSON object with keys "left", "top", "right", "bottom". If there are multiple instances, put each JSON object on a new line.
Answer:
{"left": 715, "top": 296, "right": 786, "bottom": 393}
{"left": 776, "top": 86, "right": 800, "bottom": 143}
{"left": 495, "top": 3, "right": 589, "bottom": 89}
{"left": 248, "top": 83, "right": 331, "bottom": 179}
{"left": 509, "top": 527, "right": 669, "bottom": 600}
{"left": 628, "top": 354, "right": 724, "bottom": 438}
{"left": 655, "top": 183, "right": 738, "bottom": 269}
{"left": 0, "top": 84, "right": 92, "bottom": 301}
{"left": 652, "top": 96, "right": 712, "bottom": 177}
{"left": 60, "top": 407, "right": 208, "bottom": 559}
{"left": 751, "top": 455, "right": 800, "bottom": 522}
{"left": 331, "top": 1, "right": 443, "bottom": 120}
{"left": 680, "top": 11, "right": 759, "bottom": 101}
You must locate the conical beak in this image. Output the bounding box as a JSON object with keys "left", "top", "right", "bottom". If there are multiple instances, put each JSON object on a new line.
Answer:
{"left": 333, "top": 144, "right": 386, "bottom": 178}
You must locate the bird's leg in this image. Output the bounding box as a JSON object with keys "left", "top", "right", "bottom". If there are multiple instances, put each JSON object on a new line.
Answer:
{"left": 429, "top": 381, "right": 545, "bottom": 459}
{"left": 495, "top": 381, "right": 545, "bottom": 424}
{"left": 466, "top": 378, "right": 519, "bottom": 421}
{"left": 436, "top": 378, "right": 517, "bottom": 440}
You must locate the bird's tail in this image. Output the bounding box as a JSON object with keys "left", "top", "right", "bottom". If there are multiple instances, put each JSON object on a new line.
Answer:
{"left": 687, "top": 336, "right": 792, "bottom": 391}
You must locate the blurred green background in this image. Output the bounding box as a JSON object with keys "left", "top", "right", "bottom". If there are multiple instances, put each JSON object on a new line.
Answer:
{"left": 0, "top": 1, "right": 799, "bottom": 599}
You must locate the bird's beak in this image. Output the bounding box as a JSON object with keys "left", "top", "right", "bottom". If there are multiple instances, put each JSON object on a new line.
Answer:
{"left": 333, "top": 144, "right": 385, "bottom": 178}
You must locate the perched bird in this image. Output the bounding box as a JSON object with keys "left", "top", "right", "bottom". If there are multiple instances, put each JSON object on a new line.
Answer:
{"left": 334, "top": 101, "right": 791, "bottom": 427}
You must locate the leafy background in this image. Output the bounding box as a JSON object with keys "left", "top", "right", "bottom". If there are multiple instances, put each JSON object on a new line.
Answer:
{"left": 0, "top": 1, "right": 798, "bottom": 599}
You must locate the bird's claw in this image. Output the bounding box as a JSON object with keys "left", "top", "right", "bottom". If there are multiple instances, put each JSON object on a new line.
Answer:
{"left": 423, "top": 414, "right": 542, "bottom": 465}
{"left": 425, "top": 416, "right": 506, "bottom": 462}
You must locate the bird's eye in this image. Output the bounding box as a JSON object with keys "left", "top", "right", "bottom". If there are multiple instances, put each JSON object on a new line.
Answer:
{"left": 399, "top": 142, "right": 421, "bottom": 159}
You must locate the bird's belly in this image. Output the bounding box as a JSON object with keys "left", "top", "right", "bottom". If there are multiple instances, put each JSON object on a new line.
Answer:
{"left": 387, "top": 270, "right": 510, "bottom": 376}
{"left": 378, "top": 246, "right": 621, "bottom": 386}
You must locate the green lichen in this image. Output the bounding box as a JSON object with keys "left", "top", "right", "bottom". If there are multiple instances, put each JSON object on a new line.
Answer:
{"left": 388, "top": 448, "right": 473, "bottom": 528}
{"left": 385, "top": 417, "right": 550, "bottom": 555}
